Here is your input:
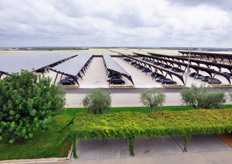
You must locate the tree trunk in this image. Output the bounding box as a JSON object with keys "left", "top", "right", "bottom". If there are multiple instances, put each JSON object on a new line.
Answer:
{"left": 193, "top": 105, "right": 197, "bottom": 110}
{"left": 150, "top": 106, "right": 155, "bottom": 114}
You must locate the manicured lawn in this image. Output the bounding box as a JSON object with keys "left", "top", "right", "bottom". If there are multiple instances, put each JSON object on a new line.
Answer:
{"left": 65, "top": 104, "right": 232, "bottom": 115}
{"left": 1, "top": 105, "right": 231, "bottom": 160}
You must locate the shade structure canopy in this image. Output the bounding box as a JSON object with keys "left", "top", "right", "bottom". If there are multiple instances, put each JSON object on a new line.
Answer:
{"left": 51, "top": 53, "right": 93, "bottom": 85}
{"left": 0, "top": 52, "right": 76, "bottom": 75}
{"left": 179, "top": 50, "right": 232, "bottom": 63}
{"left": 139, "top": 52, "right": 231, "bottom": 84}
{"left": 102, "top": 52, "right": 134, "bottom": 85}
{"left": 118, "top": 53, "right": 185, "bottom": 84}
{"left": 148, "top": 52, "right": 232, "bottom": 73}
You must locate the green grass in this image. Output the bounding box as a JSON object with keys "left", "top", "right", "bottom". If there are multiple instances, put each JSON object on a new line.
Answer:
{"left": 1, "top": 104, "right": 231, "bottom": 160}
{"left": 64, "top": 105, "right": 232, "bottom": 115}
{"left": 0, "top": 112, "right": 74, "bottom": 160}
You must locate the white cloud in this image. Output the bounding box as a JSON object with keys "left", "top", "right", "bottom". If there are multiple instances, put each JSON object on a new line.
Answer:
{"left": 0, "top": 0, "right": 231, "bottom": 47}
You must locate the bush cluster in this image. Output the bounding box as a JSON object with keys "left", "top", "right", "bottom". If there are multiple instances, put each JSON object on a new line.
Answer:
{"left": 181, "top": 84, "right": 226, "bottom": 109}
{"left": 82, "top": 89, "right": 111, "bottom": 114}
{"left": 0, "top": 70, "right": 66, "bottom": 143}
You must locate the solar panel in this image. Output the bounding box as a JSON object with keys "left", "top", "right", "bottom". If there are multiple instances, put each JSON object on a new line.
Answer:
{"left": 103, "top": 52, "right": 130, "bottom": 76}
{"left": 51, "top": 53, "right": 92, "bottom": 77}
{"left": 0, "top": 53, "right": 76, "bottom": 74}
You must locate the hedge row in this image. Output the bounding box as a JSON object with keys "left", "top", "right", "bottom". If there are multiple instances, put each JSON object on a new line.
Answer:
{"left": 70, "top": 109, "right": 232, "bottom": 157}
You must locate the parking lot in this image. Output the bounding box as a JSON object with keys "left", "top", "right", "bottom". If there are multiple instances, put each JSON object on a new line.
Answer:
{"left": 43, "top": 56, "right": 231, "bottom": 88}
{"left": 1, "top": 49, "right": 231, "bottom": 88}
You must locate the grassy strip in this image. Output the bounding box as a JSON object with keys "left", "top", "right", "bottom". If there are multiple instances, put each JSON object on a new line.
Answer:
{"left": 65, "top": 104, "right": 232, "bottom": 114}
{"left": 0, "top": 111, "right": 74, "bottom": 160}
{"left": 64, "top": 106, "right": 195, "bottom": 115}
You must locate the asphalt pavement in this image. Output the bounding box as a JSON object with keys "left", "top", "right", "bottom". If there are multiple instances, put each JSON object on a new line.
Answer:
{"left": 65, "top": 88, "right": 231, "bottom": 107}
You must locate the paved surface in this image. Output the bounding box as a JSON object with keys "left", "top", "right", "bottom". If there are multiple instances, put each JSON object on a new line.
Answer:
{"left": 69, "top": 150, "right": 232, "bottom": 164}
{"left": 65, "top": 88, "right": 231, "bottom": 107}
{"left": 114, "top": 57, "right": 158, "bottom": 87}
{"left": 44, "top": 56, "right": 232, "bottom": 88}
{"left": 72, "top": 134, "right": 231, "bottom": 160}
{"left": 65, "top": 91, "right": 183, "bottom": 107}
{"left": 78, "top": 57, "right": 108, "bottom": 88}
{"left": 69, "top": 134, "right": 232, "bottom": 164}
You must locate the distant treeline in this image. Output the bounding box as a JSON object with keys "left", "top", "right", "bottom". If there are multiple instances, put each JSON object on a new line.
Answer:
{"left": 1, "top": 47, "right": 232, "bottom": 51}
{"left": 17, "top": 47, "right": 89, "bottom": 51}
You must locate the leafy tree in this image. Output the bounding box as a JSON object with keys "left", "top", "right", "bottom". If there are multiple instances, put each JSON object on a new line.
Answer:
{"left": 0, "top": 70, "right": 65, "bottom": 143}
{"left": 140, "top": 88, "right": 165, "bottom": 114}
{"left": 82, "top": 89, "right": 111, "bottom": 114}
{"left": 181, "top": 84, "right": 226, "bottom": 109}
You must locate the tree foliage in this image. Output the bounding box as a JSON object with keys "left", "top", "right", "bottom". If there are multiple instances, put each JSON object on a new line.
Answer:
{"left": 140, "top": 88, "right": 165, "bottom": 113}
{"left": 0, "top": 70, "right": 66, "bottom": 143}
{"left": 181, "top": 84, "right": 226, "bottom": 109}
{"left": 82, "top": 89, "right": 111, "bottom": 114}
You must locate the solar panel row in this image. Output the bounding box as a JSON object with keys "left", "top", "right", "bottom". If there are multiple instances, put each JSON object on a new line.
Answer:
{"left": 103, "top": 52, "right": 134, "bottom": 85}
{"left": 102, "top": 52, "right": 130, "bottom": 76}
{"left": 51, "top": 53, "right": 93, "bottom": 77}
{"left": 0, "top": 53, "right": 76, "bottom": 74}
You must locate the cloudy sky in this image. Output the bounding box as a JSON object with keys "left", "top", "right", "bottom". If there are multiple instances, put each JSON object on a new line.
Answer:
{"left": 0, "top": 0, "right": 232, "bottom": 47}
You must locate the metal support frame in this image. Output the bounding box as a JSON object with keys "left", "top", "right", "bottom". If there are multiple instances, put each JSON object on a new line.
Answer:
{"left": 103, "top": 55, "right": 134, "bottom": 86}
{"left": 54, "top": 72, "right": 59, "bottom": 84}
{"left": 162, "top": 73, "right": 168, "bottom": 85}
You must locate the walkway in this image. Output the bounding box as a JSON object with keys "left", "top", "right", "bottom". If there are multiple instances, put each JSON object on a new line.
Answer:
{"left": 69, "top": 134, "right": 232, "bottom": 164}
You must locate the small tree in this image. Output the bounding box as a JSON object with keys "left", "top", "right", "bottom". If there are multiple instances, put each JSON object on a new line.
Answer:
{"left": 181, "top": 84, "right": 226, "bottom": 109}
{"left": 0, "top": 70, "right": 66, "bottom": 143}
{"left": 140, "top": 89, "right": 165, "bottom": 114}
{"left": 229, "top": 91, "right": 232, "bottom": 101}
{"left": 82, "top": 89, "right": 111, "bottom": 114}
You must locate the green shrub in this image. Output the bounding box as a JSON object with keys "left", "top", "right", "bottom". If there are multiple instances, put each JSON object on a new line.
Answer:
{"left": 0, "top": 70, "right": 66, "bottom": 143}
{"left": 140, "top": 88, "right": 165, "bottom": 113}
{"left": 181, "top": 84, "right": 226, "bottom": 109}
{"left": 82, "top": 88, "right": 111, "bottom": 114}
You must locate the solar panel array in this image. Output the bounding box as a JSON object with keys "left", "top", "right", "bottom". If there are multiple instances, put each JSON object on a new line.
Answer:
{"left": 51, "top": 53, "right": 93, "bottom": 77}
{"left": 0, "top": 53, "right": 76, "bottom": 74}
{"left": 103, "top": 52, "right": 130, "bottom": 76}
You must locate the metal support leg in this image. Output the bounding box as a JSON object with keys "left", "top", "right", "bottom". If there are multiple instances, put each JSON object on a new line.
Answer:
{"left": 54, "top": 72, "right": 59, "bottom": 84}
{"left": 162, "top": 73, "right": 168, "bottom": 85}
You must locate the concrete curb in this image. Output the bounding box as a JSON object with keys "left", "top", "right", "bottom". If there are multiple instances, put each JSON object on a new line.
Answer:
{"left": 0, "top": 144, "right": 73, "bottom": 164}
{"left": 0, "top": 158, "right": 67, "bottom": 164}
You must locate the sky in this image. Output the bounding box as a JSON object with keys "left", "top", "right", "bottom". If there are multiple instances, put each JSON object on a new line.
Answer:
{"left": 0, "top": 0, "right": 232, "bottom": 48}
